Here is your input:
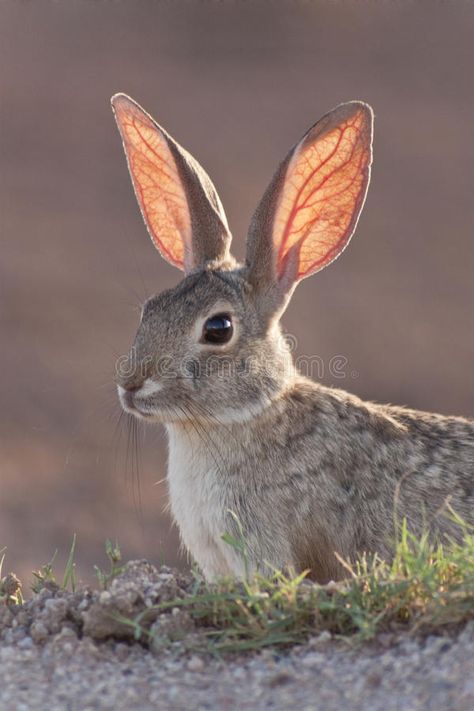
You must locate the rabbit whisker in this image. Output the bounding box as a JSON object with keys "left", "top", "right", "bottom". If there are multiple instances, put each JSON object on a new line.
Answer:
{"left": 176, "top": 402, "right": 228, "bottom": 480}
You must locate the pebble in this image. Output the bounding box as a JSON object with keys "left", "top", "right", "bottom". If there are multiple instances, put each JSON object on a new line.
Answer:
{"left": 30, "top": 622, "right": 48, "bottom": 644}
{"left": 187, "top": 655, "right": 205, "bottom": 672}
{"left": 301, "top": 652, "right": 324, "bottom": 667}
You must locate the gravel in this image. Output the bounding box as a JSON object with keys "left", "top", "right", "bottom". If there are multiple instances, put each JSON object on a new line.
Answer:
{"left": 1, "top": 560, "right": 473, "bottom": 710}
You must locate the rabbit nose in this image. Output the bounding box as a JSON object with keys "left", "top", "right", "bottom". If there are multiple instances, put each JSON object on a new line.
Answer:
{"left": 116, "top": 370, "right": 144, "bottom": 392}
{"left": 120, "top": 381, "right": 143, "bottom": 393}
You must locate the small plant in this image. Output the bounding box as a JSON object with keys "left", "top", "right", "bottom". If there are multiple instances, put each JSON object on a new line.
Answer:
{"left": 31, "top": 550, "right": 58, "bottom": 594}
{"left": 0, "top": 548, "right": 23, "bottom": 605}
{"left": 221, "top": 509, "right": 251, "bottom": 581}
{"left": 94, "top": 539, "right": 125, "bottom": 590}
{"left": 31, "top": 534, "right": 77, "bottom": 594}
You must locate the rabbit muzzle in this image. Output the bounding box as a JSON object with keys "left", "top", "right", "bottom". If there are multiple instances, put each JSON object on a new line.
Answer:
{"left": 117, "top": 378, "right": 164, "bottom": 419}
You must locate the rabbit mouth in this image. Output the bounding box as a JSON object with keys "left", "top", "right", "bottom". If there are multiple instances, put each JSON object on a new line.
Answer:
{"left": 117, "top": 383, "right": 161, "bottom": 420}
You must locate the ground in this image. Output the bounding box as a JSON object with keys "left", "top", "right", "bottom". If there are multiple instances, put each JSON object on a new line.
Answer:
{"left": 1, "top": 560, "right": 474, "bottom": 710}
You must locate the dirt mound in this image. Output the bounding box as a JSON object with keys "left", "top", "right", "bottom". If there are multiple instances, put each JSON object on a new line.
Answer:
{"left": 1, "top": 560, "right": 195, "bottom": 651}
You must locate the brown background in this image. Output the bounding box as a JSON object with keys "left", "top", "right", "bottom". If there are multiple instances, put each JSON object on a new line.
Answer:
{"left": 1, "top": 1, "right": 473, "bottom": 587}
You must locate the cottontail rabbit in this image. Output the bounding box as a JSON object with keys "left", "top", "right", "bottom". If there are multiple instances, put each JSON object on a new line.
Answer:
{"left": 112, "top": 94, "right": 474, "bottom": 582}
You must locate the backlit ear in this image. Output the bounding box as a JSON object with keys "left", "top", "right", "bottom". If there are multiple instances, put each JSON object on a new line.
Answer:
{"left": 111, "top": 93, "right": 232, "bottom": 273}
{"left": 246, "top": 101, "right": 373, "bottom": 304}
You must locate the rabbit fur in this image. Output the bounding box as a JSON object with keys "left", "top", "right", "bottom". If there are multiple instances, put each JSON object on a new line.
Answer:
{"left": 111, "top": 94, "right": 474, "bottom": 582}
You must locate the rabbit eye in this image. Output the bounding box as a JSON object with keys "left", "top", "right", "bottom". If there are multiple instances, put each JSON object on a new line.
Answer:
{"left": 202, "top": 313, "right": 233, "bottom": 345}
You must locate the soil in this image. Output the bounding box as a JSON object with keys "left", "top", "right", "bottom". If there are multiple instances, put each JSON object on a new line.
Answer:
{"left": 1, "top": 560, "right": 473, "bottom": 710}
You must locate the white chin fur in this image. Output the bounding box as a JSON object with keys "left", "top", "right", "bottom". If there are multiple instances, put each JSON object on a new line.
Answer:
{"left": 207, "top": 397, "right": 272, "bottom": 424}
{"left": 117, "top": 380, "right": 272, "bottom": 425}
{"left": 136, "top": 379, "right": 164, "bottom": 397}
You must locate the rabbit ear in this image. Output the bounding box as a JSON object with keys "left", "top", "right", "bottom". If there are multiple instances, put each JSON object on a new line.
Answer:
{"left": 246, "top": 101, "right": 373, "bottom": 306}
{"left": 111, "top": 93, "right": 232, "bottom": 273}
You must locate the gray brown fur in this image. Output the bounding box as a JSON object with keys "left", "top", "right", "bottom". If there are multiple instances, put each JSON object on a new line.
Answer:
{"left": 118, "top": 269, "right": 474, "bottom": 582}
{"left": 113, "top": 96, "right": 474, "bottom": 582}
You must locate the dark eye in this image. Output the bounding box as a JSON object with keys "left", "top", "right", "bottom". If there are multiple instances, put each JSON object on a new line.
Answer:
{"left": 202, "top": 313, "right": 233, "bottom": 345}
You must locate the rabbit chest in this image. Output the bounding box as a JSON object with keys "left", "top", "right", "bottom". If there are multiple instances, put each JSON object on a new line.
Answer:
{"left": 166, "top": 425, "right": 249, "bottom": 579}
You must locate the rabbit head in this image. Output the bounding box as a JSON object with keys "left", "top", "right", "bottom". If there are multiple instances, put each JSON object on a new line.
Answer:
{"left": 112, "top": 94, "right": 373, "bottom": 425}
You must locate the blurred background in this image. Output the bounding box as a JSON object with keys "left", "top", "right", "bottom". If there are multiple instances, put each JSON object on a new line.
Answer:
{"left": 1, "top": 1, "right": 473, "bottom": 588}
